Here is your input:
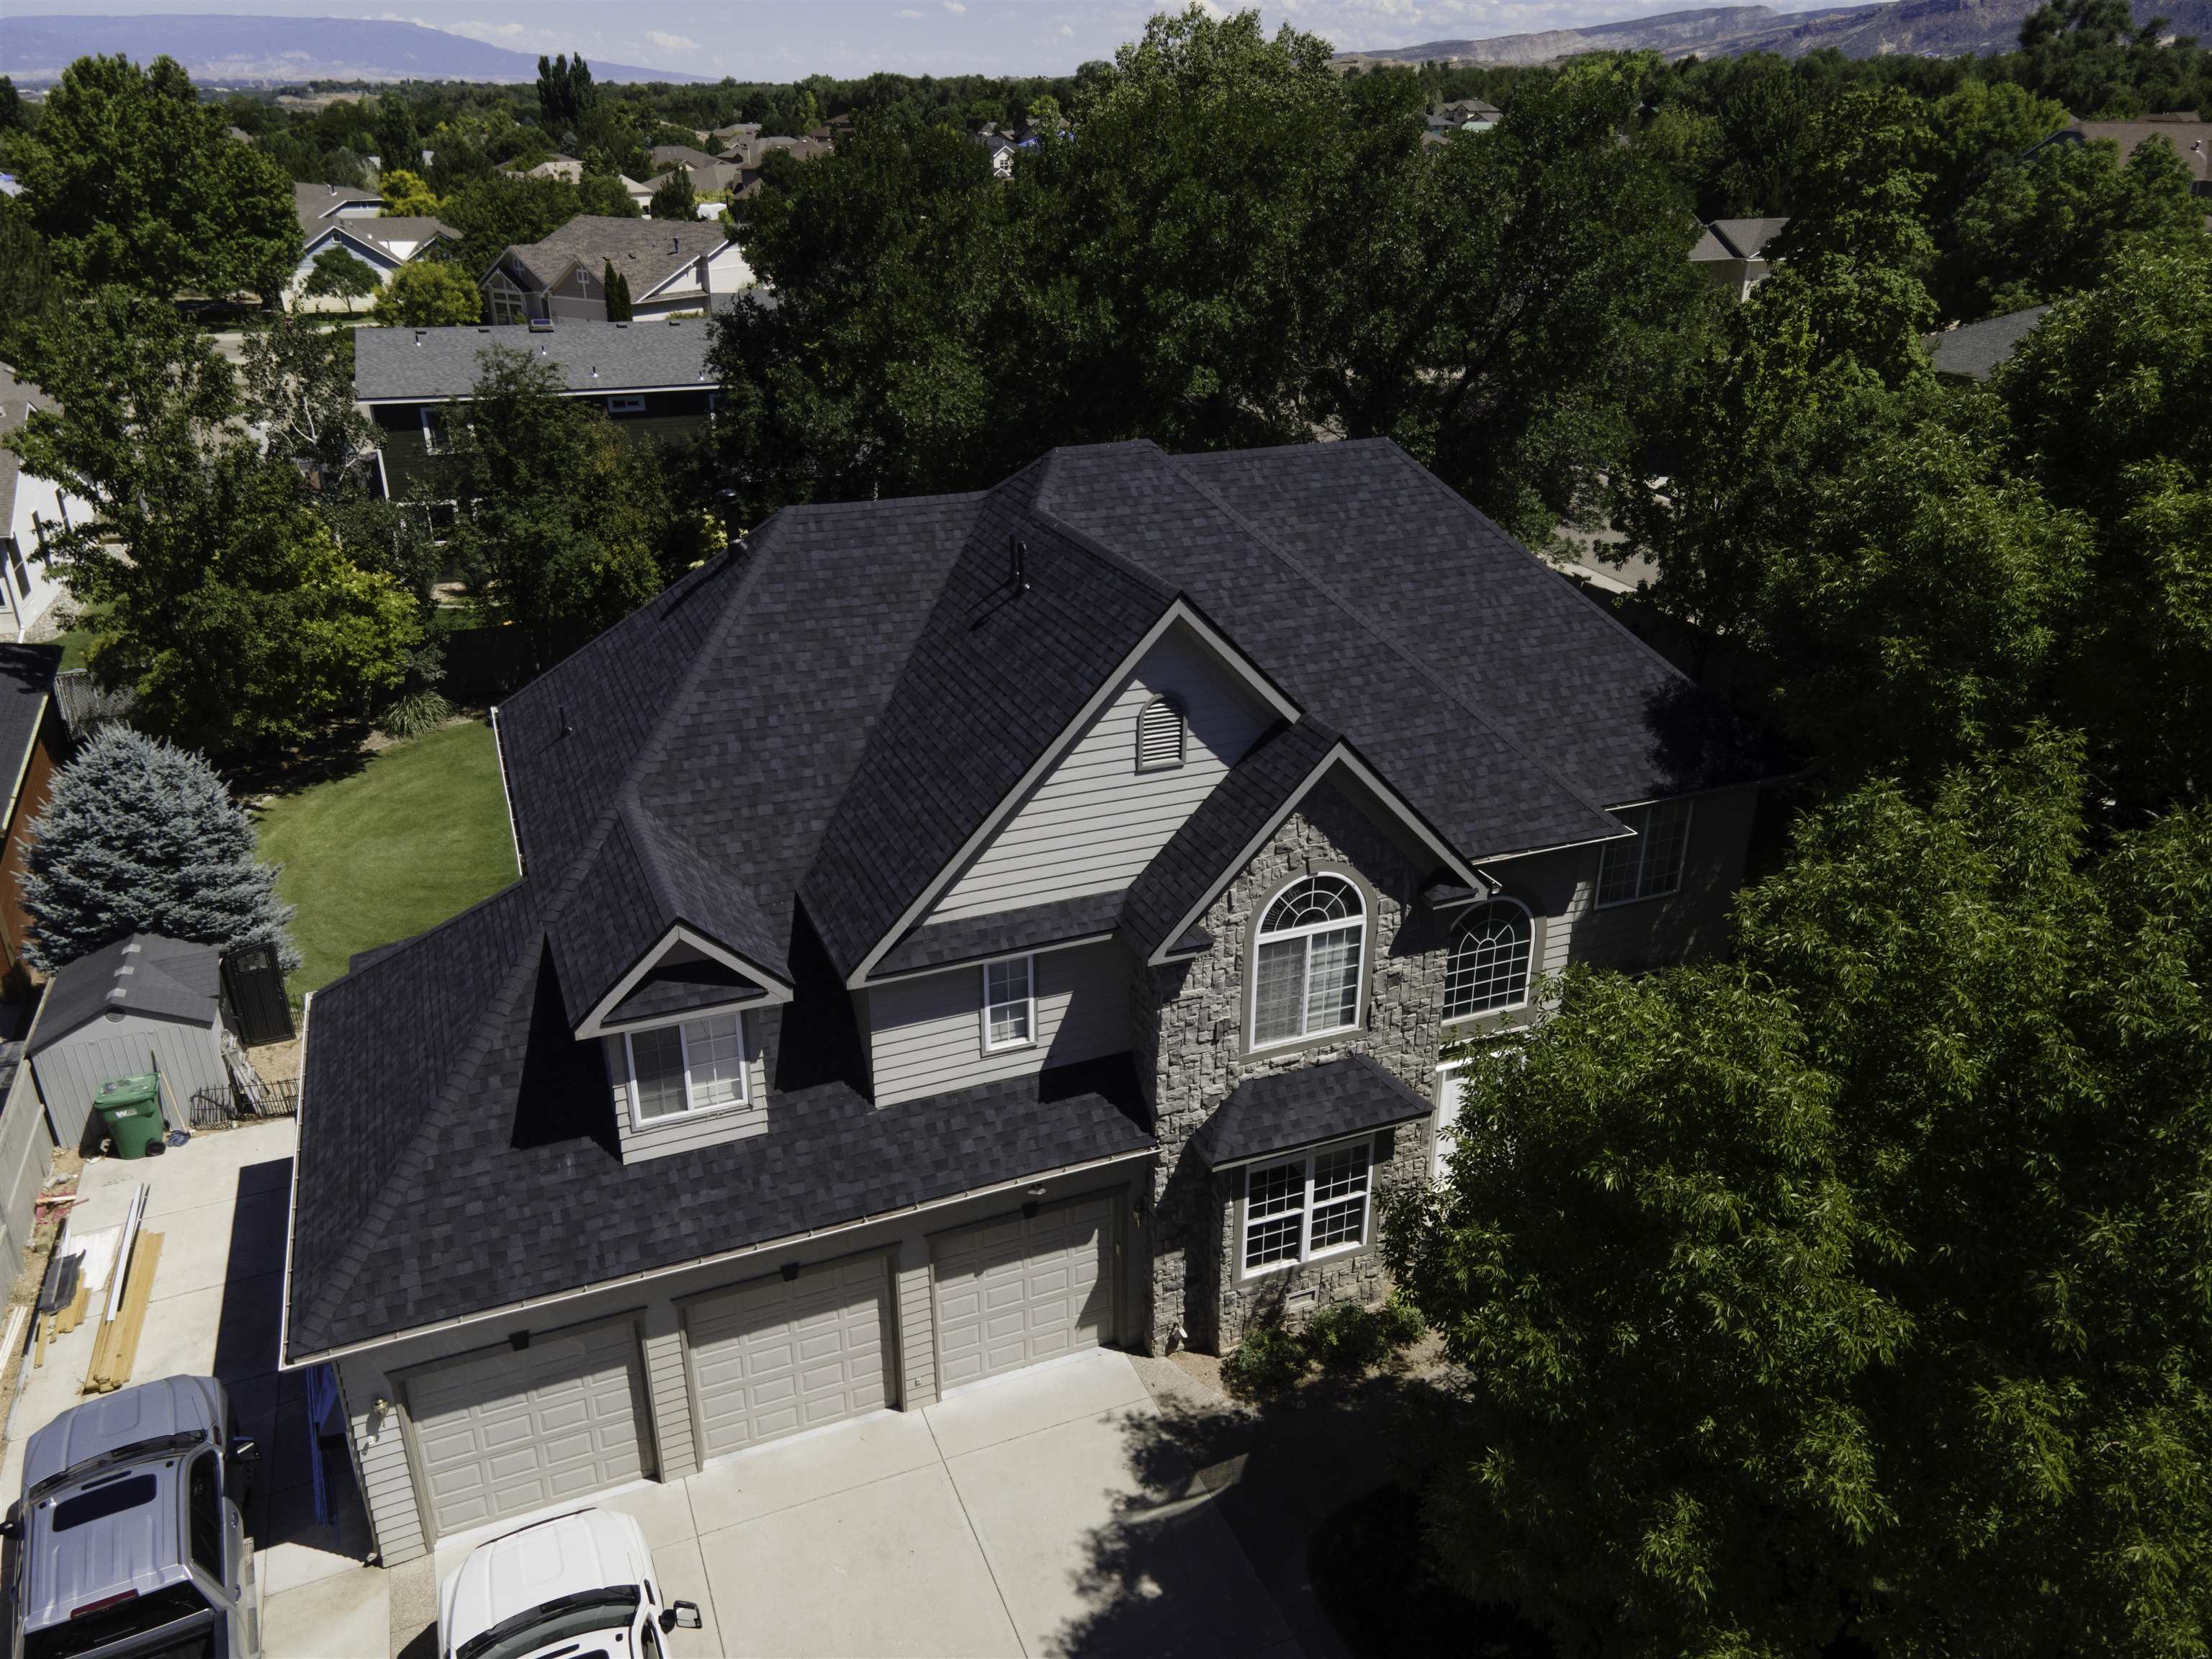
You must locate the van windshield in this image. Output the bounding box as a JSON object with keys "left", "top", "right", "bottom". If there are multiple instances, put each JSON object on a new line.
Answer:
{"left": 457, "top": 1589, "right": 639, "bottom": 1659}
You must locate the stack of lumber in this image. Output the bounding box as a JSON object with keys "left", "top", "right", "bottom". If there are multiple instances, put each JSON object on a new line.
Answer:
{"left": 83, "top": 1231, "right": 161, "bottom": 1393}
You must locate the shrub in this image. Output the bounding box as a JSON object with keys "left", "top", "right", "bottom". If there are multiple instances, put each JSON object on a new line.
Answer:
{"left": 377, "top": 690, "right": 454, "bottom": 739}
{"left": 1221, "top": 1319, "right": 1308, "bottom": 1400}
{"left": 1308, "top": 1295, "right": 1427, "bottom": 1377}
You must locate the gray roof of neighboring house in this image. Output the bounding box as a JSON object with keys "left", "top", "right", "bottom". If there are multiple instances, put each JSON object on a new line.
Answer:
{"left": 498, "top": 215, "right": 732, "bottom": 295}
{"left": 643, "top": 158, "right": 747, "bottom": 194}
{"left": 1191, "top": 1053, "right": 1434, "bottom": 1166}
{"left": 32, "top": 933, "right": 222, "bottom": 1053}
{"left": 294, "top": 181, "right": 382, "bottom": 232}
{"left": 0, "top": 642, "right": 58, "bottom": 816}
{"left": 1925, "top": 304, "right": 2053, "bottom": 382}
{"left": 309, "top": 216, "right": 457, "bottom": 260}
{"left": 2043, "top": 114, "right": 2211, "bottom": 186}
{"left": 353, "top": 317, "right": 716, "bottom": 401}
{"left": 648, "top": 143, "right": 723, "bottom": 174}
{"left": 1691, "top": 216, "right": 1789, "bottom": 263}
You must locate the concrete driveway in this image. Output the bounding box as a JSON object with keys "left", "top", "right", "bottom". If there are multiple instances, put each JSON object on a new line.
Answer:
{"left": 397, "top": 1347, "right": 1296, "bottom": 1659}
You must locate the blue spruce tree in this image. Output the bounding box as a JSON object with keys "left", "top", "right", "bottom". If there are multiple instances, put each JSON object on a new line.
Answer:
{"left": 20, "top": 727, "right": 299, "bottom": 973}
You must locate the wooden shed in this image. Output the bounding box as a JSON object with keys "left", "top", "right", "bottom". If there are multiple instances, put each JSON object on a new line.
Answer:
{"left": 27, "top": 933, "right": 228, "bottom": 1151}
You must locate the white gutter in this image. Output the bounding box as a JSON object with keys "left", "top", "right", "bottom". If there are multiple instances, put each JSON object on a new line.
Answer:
{"left": 283, "top": 1139, "right": 1156, "bottom": 1367}
{"left": 487, "top": 705, "right": 523, "bottom": 878}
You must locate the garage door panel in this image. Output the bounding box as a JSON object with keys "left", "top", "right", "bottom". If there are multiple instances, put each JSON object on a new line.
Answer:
{"left": 406, "top": 1323, "right": 651, "bottom": 1541}
{"left": 934, "top": 1196, "right": 1115, "bottom": 1390}
{"left": 687, "top": 1257, "right": 891, "bottom": 1463}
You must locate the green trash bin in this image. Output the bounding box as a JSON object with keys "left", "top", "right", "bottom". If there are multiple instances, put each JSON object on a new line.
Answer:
{"left": 94, "top": 1074, "right": 166, "bottom": 1160}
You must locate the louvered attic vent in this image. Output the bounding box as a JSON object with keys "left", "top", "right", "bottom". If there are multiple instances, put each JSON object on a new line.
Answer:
{"left": 1136, "top": 696, "right": 1186, "bottom": 773}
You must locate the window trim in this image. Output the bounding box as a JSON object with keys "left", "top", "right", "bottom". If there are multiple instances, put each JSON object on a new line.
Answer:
{"left": 1595, "top": 799, "right": 1694, "bottom": 909}
{"left": 606, "top": 393, "right": 647, "bottom": 416}
{"left": 1238, "top": 1136, "right": 1375, "bottom": 1281}
{"left": 623, "top": 1010, "right": 750, "bottom": 1133}
{"left": 979, "top": 953, "right": 1036, "bottom": 1054}
{"left": 1442, "top": 897, "right": 1535, "bottom": 1025}
{"left": 1135, "top": 693, "right": 1187, "bottom": 774}
{"left": 418, "top": 405, "right": 442, "bottom": 454}
{"left": 1248, "top": 871, "right": 1367, "bottom": 1053}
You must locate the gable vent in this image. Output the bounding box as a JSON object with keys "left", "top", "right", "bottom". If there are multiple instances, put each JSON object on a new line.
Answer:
{"left": 1136, "top": 696, "right": 1186, "bottom": 773}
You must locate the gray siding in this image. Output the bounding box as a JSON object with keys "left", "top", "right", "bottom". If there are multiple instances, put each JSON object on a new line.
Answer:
{"left": 894, "top": 1242, "right": 938, "bottom": 1410}
{"left": 0, "top": 1058, "right": 53, "bottom": 1295}
{"left": 338, "top": 1350, "right": 429, "bottom": 1567}
{"left": 641, "top": 1304, "right": 698, "bottom": 1481}
{"left": 867, "top": 940, "right": 1128, "bottom": 1108}
{"left": 928, "top": 626, "right": 1273, "bottom": 925}
{"left": 603, "top": 1012, "right": 770, "bottom": 1164}
{"left": 31, "top": 1012, "right": 222, "bottom": 1151}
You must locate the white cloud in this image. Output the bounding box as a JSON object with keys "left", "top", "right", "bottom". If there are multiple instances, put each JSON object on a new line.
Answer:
{"left": 644, "top": 30, "right": 702, "bottom": 53}
{"left": 1152, "top": 0, "right": 1228, "bottom": 15}
{"left": 1060, "top": 20, "right": 1074, "bottom": 32}
{"left": 899, "top": 6, "right": 925, "bottom": 14}
{"left": 444, "top": 19, "right": 529, "bottom": 41}
{"left": 943, "top": 1, "right": 967, "bottom": 12}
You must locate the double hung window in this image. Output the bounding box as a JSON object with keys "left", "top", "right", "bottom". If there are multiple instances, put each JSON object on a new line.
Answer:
{"left": 982, "top": 956, "right": 1034, "bottom": 1051}
{"left": 1444, "top": 901, "right": 1534, "bottom": 1020}
{"left": 625, "top": 1012, "right": 747, "bottom": 1125}
{"left": 1242, "top": 1140, "right": 1372, "bottom": 1274}
{"left": 1596, "top": 799, "right": 1693, "bottom": 907}
{"left": 1251, "top": 874, "right": 1364, "bottom": 1048}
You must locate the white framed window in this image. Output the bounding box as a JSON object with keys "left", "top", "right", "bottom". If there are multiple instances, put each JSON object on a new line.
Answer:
{"left": 1136, "top": 695, "right": 1186, "bottom": 773}
{"left": 1251, "top": 873, "right": 1364, "bottom": 1048}
{"left": 485, "top": 272, "right": 526, "bottom": 326}
{"left": 981, "top": 955, "right": 1034, "bottom": 1052}
{"left": 1242, "top": 1138, "right": 1372, "bottom": 1276}
{"left": 1596, "top": 799, "right": 1694, "bottom": 907}
{"left": 1444, "top": 900, "right": 1533, "bottom": 1020}
{"left": 607, "top": 394, "right": 647, "bottom": 415}
{"left": 418, "top": 406, "right": 444, "bottom": 454}
{"left": 624, "top": 1011, "right": 748, "bottom": 1126}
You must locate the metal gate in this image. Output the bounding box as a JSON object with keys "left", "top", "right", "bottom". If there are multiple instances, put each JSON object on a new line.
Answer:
{"left": 220, "top": 943, "right": 294, "bottom": 1046}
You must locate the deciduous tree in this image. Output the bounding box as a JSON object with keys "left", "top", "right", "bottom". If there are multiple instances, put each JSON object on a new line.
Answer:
{"left": 369, "top": 260, "right": 482, "bottom": 328}
{"left": 300, "top": 244, "right": 379, "bottom": 312}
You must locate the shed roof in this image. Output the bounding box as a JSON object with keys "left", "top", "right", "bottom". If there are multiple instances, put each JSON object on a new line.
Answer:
{"left": 32, "top": 934, "right": 222, "bottom": 1053}
{"left": 354, "top": 318, "right": 715, "bottom": 402}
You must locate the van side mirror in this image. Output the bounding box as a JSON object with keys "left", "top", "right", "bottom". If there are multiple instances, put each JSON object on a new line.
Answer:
{"left": 0, "top": 1515, "right": 20, "bottom": 1540}
{"left": 661, "top": 1602, "right": 702, "bottom": 1632}
{"left": 231, "top": 1437, "right": 260, "bottom": 1464}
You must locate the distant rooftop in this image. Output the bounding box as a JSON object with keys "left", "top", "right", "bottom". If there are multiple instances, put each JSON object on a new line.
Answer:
{"left": 354, "top": 317, "right": 717, "bottom": 403}
{"left": 1925, "top": 303, "right": 2052, "bottom": 382}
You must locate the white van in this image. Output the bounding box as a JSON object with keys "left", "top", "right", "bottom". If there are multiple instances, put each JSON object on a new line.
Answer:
{"left": 438, "top": 1508, "right": 701, "bottom": 1659}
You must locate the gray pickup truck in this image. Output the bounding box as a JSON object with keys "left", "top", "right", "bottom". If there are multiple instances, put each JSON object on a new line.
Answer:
{"left": 4, "top": 1376, "right": 261, "bottom": 1659}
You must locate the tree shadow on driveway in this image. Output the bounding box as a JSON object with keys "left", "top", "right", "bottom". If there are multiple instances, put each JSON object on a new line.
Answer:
{"left": 1054, "top": 1361, "right": 1465, "bottom": 1659}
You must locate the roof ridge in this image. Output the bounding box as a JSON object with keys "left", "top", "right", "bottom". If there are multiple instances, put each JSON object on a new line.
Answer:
{"left": 1160, "top": 446, "right": 1619, "bottom": 824}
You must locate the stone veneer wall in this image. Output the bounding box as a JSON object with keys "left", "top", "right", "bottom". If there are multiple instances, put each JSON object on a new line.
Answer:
{"left": 1142, "top": 780, "right": 1446, "bottom": 1354}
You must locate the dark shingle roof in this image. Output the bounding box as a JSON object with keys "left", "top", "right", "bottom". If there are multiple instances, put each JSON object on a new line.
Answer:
{"left": 601, "top": 960, "right": 765, "bottom": 1027}
{"left": 876, "top": 891, "right": 1127, "bottom": 979}
{"left": 355, "top": 318, "right": 716, "bottom": 402}
{"left": 1690, "top": 217, "right": 1789, "bottom": 263}
{"left": 291, "top": 438, "right": 1772, "bottom": 1354}
{"left": 1925, "top": 305, "right": 2052, "bottom": 382}
{"left": 32, "top": 933, "right": 221, "bottom": 1053}
{"left": 1192, "top": 1054, "right": 1434, "bottom": 1166}
{"left": 0, "top": 641, "right": 58, "bottom": 804}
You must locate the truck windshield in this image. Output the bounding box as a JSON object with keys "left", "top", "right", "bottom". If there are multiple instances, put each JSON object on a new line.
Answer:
{"left": 24, "top": 1582, "right": 218, "bottom": 1659}
{"left": 456, "top": 1588, "right": 639, "bottom": 1659}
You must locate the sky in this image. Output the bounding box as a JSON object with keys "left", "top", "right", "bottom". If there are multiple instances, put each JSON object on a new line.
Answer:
{"left": 0, "top": 0, "right": 1846, "bottom": 80}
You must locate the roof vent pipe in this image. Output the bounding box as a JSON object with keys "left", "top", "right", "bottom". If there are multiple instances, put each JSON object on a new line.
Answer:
{"left": 1010, "top": 534, "right": 1030, "bottom": 595}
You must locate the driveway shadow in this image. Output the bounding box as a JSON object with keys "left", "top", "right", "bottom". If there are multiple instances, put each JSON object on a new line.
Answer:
{"left": 1055, "top": 1366, "right": 1462, "bottom": 1659}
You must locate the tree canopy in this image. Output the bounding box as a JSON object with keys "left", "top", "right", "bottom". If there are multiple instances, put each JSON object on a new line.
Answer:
{"left": 369, "top": 260, "right": 483, "bottom": 327}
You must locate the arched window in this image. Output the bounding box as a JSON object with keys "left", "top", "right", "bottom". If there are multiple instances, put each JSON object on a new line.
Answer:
{"left": 1252, "top": 873, "right": 1364, "bottom": 1047}
{"left": 1136, "top": 695, "right": 1186, "bottom": 773}
{"left": 1444, "top": 901, "right": 1532, "bottom": 1020}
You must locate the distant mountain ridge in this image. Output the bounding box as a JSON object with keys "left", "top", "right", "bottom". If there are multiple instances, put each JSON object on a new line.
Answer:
{"left": 0, "top": 14, "right": 714, "bottom": 86}
{"left": 1337, "top": 0, "right": 2212, "bottom": 66}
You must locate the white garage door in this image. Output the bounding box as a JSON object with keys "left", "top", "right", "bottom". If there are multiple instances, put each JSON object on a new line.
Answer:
{"left": 685, "top": 1256, "right": 889, "bottom": 1462}
{"left": 406, "top": 1321, "right": 651, "bottom": 1539}
{"left": 933, "top": 1194, "right": 1115, "bottom": 1391}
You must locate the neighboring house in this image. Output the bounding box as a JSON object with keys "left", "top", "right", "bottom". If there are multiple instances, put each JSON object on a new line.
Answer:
{"left": 639, "top": 157, "right": 748, "bottom": 203}
{"left": 285, "top": 215, "right": 461, "bottom": 313}
{"left": 647, "top": 143, "right": 724, "bottom": 176}
{"left": 1925, "top": 303, "right": 2052, "bottom": 382}
{"left": 620, "top": 174, "right": 655, "bottom": 212}
{"left": 706, "top": 121, "right": 762, "bottom": 150}
{"left": 0, "top": 364, "right": 84, "bottom": 642}
{"left": 2031, "top": 112, "right": 2211, "bottom": 198}
{"left": 978, "top": 132, "right": 1018, "bottom": 179}
{"left": 0, "top": 643, "right": 64, "bottom": 996}
{"left": 27, "top": 933, "right": 227, "bottom": 1150}
{"left": 1428, "top": 98, "right": 1501, "bottom": 134}
{"left": 515, "top": 154, "right": 584, "bottom": 184}
{"left": 482, "top": 217, "right": 755, "bottom": 325}
{"left": 294, "top": 181, "right": 385, "bottom": 234}
{"left": 1690, "top": 216, "right": 1789, "bottom": 300}
{"left": 282, "top": 436, "right": 1776, "bottom": 1566}
{"left": 354, "top": 318, "right": 719, "bottom": 499}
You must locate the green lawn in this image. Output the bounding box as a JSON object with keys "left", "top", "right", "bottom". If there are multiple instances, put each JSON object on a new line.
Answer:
{"left": 256, "top": 720, "right": 517, "bottom": 1002}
